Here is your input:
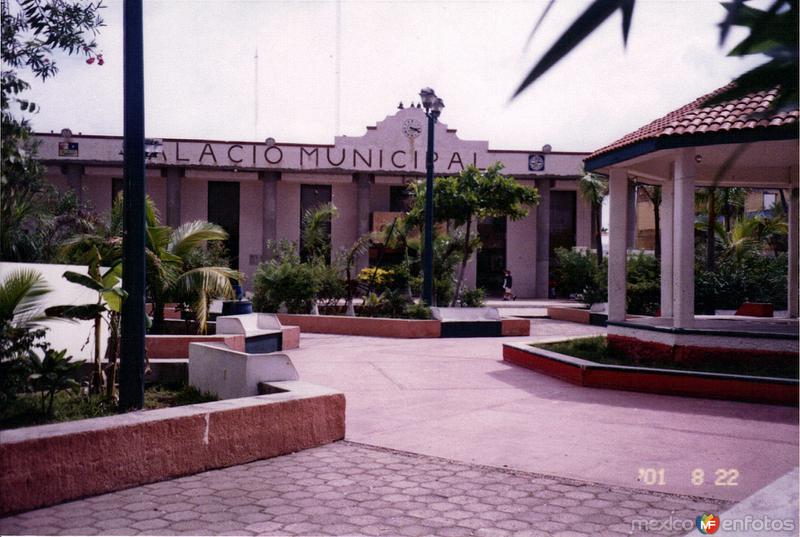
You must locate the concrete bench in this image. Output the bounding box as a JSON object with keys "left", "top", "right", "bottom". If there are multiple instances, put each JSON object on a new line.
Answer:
{"left": 431, "top": 307, "right": 503, "bottom": 337}
{"left": 216, "top": 313, "right": 300, "bottom": 352}
{"left": 431, "top": 307, "right": 502, "bottom": 322}
{"left": 188, "top": 342, "right": 300, "bottom": 400}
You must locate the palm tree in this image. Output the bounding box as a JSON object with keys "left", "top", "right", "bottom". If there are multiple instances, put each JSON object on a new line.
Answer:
{"left": 341, "top": 233, "right": 375, "bottom": 316}
{"left": 149, "top": 220, "right": 241, "bottom": 334}
{"left": 578, "top": 171, "right": 608, "bottom": 265}
{"left": 63, "top": 194, "right": 241, "bottom": 334}
{"left": 301, "top": 202, "right": 338, "bottom": 262}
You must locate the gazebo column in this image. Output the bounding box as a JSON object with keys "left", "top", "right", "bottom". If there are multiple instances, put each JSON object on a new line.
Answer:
{"left": 789, "top": 187, "right": 799, "bottom": 318}
{"left": 607, "top": 168, "right": 628, "bottom": 322}
{"left": 659, "top": 178, "right": 674, "bottom": 318}
{"left": 672, "top": 150, "right": 696, "bottom": 328}
{"left": 627, "top": 181, "right": 637, "bottom": 249}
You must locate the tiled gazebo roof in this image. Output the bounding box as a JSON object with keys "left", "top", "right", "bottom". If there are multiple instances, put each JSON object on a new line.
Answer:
{"left": 585, "top": 84, "right": 799, "bottom": 169}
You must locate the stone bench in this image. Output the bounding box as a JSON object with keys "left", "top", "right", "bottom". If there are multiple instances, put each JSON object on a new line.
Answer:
{"left": 216, "top": 313, "right": 300, "bottom": 352}
{"left": 431, "top": 307, "right": 503, "bottom": 337}
{"left": 188, "top": 342, "right": 300, "bottom": 400}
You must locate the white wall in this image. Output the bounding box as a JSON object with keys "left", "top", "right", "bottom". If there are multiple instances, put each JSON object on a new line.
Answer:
{"left": 0, "top": 262, "right": 108, "bottom": 362}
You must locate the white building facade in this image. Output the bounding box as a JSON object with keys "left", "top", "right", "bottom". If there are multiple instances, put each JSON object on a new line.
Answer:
{"left": 37, "top": 106, "right": 591, "bottom": 297}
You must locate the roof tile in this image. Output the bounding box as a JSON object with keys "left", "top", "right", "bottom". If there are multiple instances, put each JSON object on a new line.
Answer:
{"left": 587, "top": 84, "right": 798, "bottom": 160}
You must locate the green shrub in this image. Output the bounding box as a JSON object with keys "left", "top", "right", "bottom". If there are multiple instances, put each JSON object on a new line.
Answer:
{"left": 253, "top": 240, "right": 320, "bottom": 313}
{"left": 26, "top": 348, "right": 85, "bottom": 418}
{"left": 627, "top": 252, "right": 660, "bottom": 315}
{"left": 403, "top": 302, "right": 432, "bottom": 319}
{"left": 315, "top": 262, "right": 347, "bottom": 307}
{"left": 695, "top": 252, "right": 787, "bottom": 313}
{"left": 553, "top": 247, "right": 599, "bottom": 298}
{"left": 460, "top": 287, "right": 485, "bottom": 307}
{"left": 358, "top": 267, "right": 395, "bottom": 293}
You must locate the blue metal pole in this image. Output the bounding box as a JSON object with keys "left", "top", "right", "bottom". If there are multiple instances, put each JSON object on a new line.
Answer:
{"left": 119, "top": 0, "right": 146, "bottom": 411}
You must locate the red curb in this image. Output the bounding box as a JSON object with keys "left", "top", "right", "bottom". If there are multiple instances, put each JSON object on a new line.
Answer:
{"left": 502, "top": 344, "right": 798, "bottom": 406}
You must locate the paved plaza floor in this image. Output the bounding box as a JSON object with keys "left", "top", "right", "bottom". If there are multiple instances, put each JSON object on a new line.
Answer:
{"left": 285, "top": 320, "right": 798, "bottom": 501}
{"left": 1, "top": 318, "right": 797, "bottom": 536}
{"left": 0, "top": 441, "right": 731, "bottom": 536}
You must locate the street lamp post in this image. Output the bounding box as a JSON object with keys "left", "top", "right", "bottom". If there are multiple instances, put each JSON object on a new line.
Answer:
{"left": 419, "top": 88, "right": 444, "bottom": 306}
{"left": 119, "top": 0, "right": 146, "bottom": 412}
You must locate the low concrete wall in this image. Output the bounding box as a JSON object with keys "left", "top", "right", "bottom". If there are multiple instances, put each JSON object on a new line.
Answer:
{"left": 547, "top": 306, "right": 591, "bottom": 324}
{"left": 503, "top": 343, "right": 798, "bottom": 406}
{"left": 0, "top": 381, "right": 345, "bottom": 516}
{"left": 277, "top": 314, "right": 442, "bottom": 338}
{"left": 281, "top": 326, "right": 301, "bottom": 349}
{"left": 501, "top": 318, "right": 530, "bottom": 336}
{"left": 607, "top": 333, "right": 798, "bottom": 372}
{"left": 145, "top": 334, "right": 245, "bottom": 359}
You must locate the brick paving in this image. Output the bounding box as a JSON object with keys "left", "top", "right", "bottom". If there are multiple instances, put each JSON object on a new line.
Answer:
{"left": 0, "top": 441, "right": 731, "bottom": 536}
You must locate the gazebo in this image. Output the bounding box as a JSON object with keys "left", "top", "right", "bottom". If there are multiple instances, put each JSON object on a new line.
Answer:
{"left": 585, "top": 84, "right": 798, "bottom": 365}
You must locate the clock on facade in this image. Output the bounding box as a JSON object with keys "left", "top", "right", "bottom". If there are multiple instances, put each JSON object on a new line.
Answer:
{"left": 402, "top": 118, "right": 423, "bottom": 138}
{"left": 528, "top": 154, "right": 545, "bottom": 171}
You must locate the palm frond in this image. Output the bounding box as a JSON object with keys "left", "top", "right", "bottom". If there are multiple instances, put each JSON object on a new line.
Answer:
{"left": 0, "top": 269, "right": 50, "bottom": 325}
{"left": 301, "top": 203, "right": 338, "bottom": 259}
{"left": 172, "top": 266, "right": 241, "bottom": 332}
{"left": 168, "top": 221, "right": 228, "bottom": 259}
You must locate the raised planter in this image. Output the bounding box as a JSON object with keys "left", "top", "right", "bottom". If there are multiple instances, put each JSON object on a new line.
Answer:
{"left": 547, "top": 306, "right": 591, "bottom": 324}
{"left": 277, "top": 313, "right": 441, "bottom": 338}
{"left": 735, "top": 302, "right": 774, "bottom": 317}
{"left": 0, "top": 381, "right": 345, "bottom": 516}
{"left": 145, "top": 334, "right": 245, "bottom": 359}
{"left": 503, "top": 342, "right": 798, "bottom": 406}
{"left": 276, "top": 313, "right": 530, "bottom": 339}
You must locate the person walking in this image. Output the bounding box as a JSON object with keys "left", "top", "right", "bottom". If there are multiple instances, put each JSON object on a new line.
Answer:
{"left": 502, "top": 270, "right": 516, "bottom": 301}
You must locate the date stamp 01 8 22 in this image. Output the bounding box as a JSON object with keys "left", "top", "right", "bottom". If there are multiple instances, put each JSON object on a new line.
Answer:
{"left": 637, "top": 467, "right": 740, "bottom": 487}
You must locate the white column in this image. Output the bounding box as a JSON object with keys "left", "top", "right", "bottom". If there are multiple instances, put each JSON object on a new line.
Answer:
{"left": 789, "top": 187, "right": 798, "bottom": 318}
{"left": 672, "top": 150, "right": 696, "bottom": 328}
{"left": 607, "top": 168, "right": 628, "bottom": 322}
{"left": 627, "top": 181, "right": 638, "bottom": 249}
{"left": 659, "top": 177, "right": 674, "bottom": 318}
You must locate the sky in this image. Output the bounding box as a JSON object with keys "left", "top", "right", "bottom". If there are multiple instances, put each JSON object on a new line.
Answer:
{"left": 19, "top": 0, "right": 765, "bottom": 153}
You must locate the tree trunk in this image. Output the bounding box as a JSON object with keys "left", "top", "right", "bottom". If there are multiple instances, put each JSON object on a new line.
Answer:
{"left": 152, "top": 296, "right": 165, "bottom": 334}
{"left": 105, "top": 312, "right": 121, "bottom": 401}
{"left": 594, "top": 202, "right": 603, "bottom": 266}
{"left": 90, "top": 315, "right": 105, "bottom": 394}
{"left": 451, "top": 215, "right": 472, "bottom": 306}
{"left": 344, "top": 266, "right": 355, "bottom": 316}
{"left": 706, "top": 187, "right": 716, "bottom": 272}
{"left": 723, "top": 189, "right": 732, "bottom": 232}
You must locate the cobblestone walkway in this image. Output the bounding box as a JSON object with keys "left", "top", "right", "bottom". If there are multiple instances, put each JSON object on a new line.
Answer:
{"left": 1, "top": 441, "right": 731, "bottom": 536}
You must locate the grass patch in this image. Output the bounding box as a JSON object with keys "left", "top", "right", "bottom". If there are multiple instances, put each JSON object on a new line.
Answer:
{"left": 533, "top": 336, "right": 798, "bottom": 379}
{"left": 0, "top": 384, "right": 217, "bottom": 431}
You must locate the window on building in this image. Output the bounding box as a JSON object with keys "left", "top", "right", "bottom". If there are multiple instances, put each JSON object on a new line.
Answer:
{"left": 389, "top": 185, "right": 412, "bottom": 212}
{"left": 208, "top": 181, "right": 240, "bottom": 269}
{"left": 550, "top": 190, "right": 576, "bottom": 256}
{"left": 300, "top": 184, "right": 332, "bottom": 262}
